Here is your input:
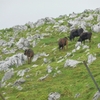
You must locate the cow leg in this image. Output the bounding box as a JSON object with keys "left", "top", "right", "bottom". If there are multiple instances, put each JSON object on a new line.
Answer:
{"left": 89, "top": 39, "right": 91, "bottom": 48}
{"left": 29, "top": 58, "right": 31, "bottom": 64}
{"left": 62, "top": 46, "right": 64, "bottom": 50}
{"left": 59, "top": 46, "right": 61, "bottom": 50}
{"left": 63, "top": 45, "right": 65, "bottom": 50}
{"left": 89, "top": 38, "right": 91, "bottom": 43}
{"left": 66, "top": 41, "right": 68, "bottom": 50}
{"left": 83, "top": 40, "right": 85, "bottom": 44}
{"left": 73, "top": 37, "right": 75, "bottom": 41}
{"left": 27, "top": 57, "right": 30, "bottom": 64}
{"left": 30, "top": 57, "right": 32, "bottom": 64}
{"left": 66, "top": 45, "right": 68, "bottom": 50}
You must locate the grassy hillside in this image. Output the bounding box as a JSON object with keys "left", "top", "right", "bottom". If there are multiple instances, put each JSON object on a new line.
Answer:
{"left": 0, "top": 10, "right": 100, "bottom": 100}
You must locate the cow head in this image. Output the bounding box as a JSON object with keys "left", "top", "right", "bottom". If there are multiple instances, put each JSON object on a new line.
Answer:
{"left": 24, "top": 49, "right": 28, "bottom": 55}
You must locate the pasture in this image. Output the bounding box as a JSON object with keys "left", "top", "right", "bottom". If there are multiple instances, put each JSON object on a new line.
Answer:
{"left": 0, "top": 12, "right": 100, "bottom": 100}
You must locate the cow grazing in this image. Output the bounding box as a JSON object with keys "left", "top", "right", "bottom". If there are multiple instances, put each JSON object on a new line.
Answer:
{"left": 24, "top": 49, "right": 34, "bottom": 64}
{"left": 58, "top": 37, "right": 68, "bottom": 50}
{"left": 69, "top": 28, "right": 84, "bottom": 41}
{"left": 78, "top": 32, "right": 92, "bottom": 43}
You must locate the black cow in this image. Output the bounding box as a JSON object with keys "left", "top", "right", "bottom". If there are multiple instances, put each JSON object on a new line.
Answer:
{"left": 58, "top": 37, "right": 68, "bottom": 50}
{"left": 24, "top": 49, "right": 34, "bottom": 64}
{"left": 69, "top": 28, "right": 84, "bottom": 41}
{"left": 78, "top": 32, "right": 92, "bottom": 43}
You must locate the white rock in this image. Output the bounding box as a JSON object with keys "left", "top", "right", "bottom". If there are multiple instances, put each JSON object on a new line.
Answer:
{"left": 64, "top": 59, "right": 82, "bottom": 68}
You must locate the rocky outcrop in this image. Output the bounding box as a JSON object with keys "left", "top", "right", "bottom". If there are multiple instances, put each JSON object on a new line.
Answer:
{"left": 0, "top": 53, "right": 27, "bottom": 71}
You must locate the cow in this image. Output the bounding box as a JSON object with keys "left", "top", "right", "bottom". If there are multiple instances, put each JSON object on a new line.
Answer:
{"left": 58, "top": 37, "right": 68, "bottom": 50}
{"left": 78, "top": 32, "right": 92, "bottom": 44}
{"left": 69, "top": 28, "right": 84, "bottom": 41}
{"left": 24, "top": 49, "right": 34, "bottom": 64}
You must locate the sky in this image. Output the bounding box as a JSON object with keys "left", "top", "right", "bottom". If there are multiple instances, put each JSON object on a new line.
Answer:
{"left": 0, "top": 0, "right": 100, "bottom": 29}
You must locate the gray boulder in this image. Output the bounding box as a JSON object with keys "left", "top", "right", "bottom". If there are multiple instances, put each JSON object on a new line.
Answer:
{"left": 93, "top": 91, "right": 100, "bottom": 100}
{"left": 87, "top": 54, "right": 96, "bottom": 65}
{"left": 92, "top": 23, "right": 100, "bottom": 32}
{"left": 98, "top": 43, "right": 100, "bottom": 48}
{"left": 0, "top": 53, "right": 27, "bottom": 71}
{"left": 2, "top": 68, "right": 14, "bottom": 82}
{"left": 48, "top": 92, "right": 60, "bottom": 100}
{"left": 64, "top": 59, "right": 82, "bottom": 68}
{"left": 16, "top": 38, "right": 30, "bottom": 49}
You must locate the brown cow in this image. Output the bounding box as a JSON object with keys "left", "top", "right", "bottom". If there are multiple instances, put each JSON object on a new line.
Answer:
{"left": 24, "top": 49, "right": 34, "bottom": 64}
{"left": 58, "top": 37, "right": 68, "bottom": 50}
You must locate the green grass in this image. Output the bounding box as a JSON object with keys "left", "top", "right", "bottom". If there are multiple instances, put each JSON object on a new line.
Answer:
{"left": 1, "top": 11, "right": 100, "bottom": 100}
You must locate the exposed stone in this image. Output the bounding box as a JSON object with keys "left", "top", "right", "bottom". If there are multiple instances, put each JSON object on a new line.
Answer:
{"left": 17, "top": 68, "right": 30, "bottom": 77}
{"left": 0, "top": 53, "right": 27, "bottom": 71}
{"left": 87, "top": 54, "right": 96, "bottom": 65}
{"left": 48, "top": 92, "right": 60, "bottom": 100}
{"left": 92, "top": 22, "right": 100, "bottom": 32}
{"left": 38, "top": 74, "right": 48, "bottom": 81}
{"left": 93, "top": 91, "right": 100, "bottom": 100}
{"left": 97, "top": 43, "right": 100, "bottom": 48}
{"left": 13, "top": 77, "right": 26, "bottom": 86}
{"left": 2, "top": 68, "right": 14, "bottom": 82}
{"left": 47, "top": 65, "right": 52, "bottom": 73}
{"left": 64, "top": 59, "right": 82, "bottom": 68}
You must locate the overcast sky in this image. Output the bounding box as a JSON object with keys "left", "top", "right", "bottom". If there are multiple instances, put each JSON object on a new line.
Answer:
{"left": 0, "top": 0, "right": 100, "bottom": 29}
